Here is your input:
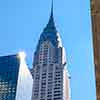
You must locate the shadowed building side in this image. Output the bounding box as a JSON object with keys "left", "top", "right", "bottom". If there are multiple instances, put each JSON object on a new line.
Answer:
{"left": 91, "top": 0, "right": 100, "bottom": 99}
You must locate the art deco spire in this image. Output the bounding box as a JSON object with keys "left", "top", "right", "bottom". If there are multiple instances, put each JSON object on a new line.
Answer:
{"left": 36, "top": 0, "right": 62, "bottom": 49}
{"left": 43, "top": 0, "right": 57, "bottom": 33}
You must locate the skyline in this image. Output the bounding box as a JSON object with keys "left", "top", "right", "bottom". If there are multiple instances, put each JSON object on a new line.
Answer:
{"left": 0, "top": 0, "right": 96, "bottom": 100}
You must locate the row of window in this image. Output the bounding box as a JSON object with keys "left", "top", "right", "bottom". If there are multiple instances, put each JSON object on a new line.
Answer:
{"left": 40, "top": 97, "right": 62, "bottom": 100}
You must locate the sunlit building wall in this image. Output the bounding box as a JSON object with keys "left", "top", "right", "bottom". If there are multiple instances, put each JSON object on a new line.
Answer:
{"left": 0, "top": 53, "right": 33, "bottom": 100}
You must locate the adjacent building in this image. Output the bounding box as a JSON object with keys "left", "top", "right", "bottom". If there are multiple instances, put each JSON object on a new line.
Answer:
{"left": 31, "top": 2, "right": 70, "bottom": 100}
{"left": 91, "top": 0, "right": 100, "bottom": 99}
{"left": 0, "top": 52, "right": 33, "bottom": 100}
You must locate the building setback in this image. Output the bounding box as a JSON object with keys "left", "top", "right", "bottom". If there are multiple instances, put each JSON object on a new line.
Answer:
{"left": 31, "top": 2, "right": 70, "bottom": 100}
{"left": 0, "top": 52, "right": 33, "bottom": 100}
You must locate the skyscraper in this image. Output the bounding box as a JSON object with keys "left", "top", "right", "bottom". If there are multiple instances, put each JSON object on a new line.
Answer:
{"left": 32, "top": 1, "right": 70, "bottom": 100}
{"left": 0, "top": 52, "right": 33, "bottom": 100}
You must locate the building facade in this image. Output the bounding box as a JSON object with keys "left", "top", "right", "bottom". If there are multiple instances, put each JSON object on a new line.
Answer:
{"left": 32, "top": 3, "right": 70, "bottom": 100}
{"left": 0, "top": 52, "right": 33, "bottom": 100}
{"left": 91, "top": 0, "right": 100, "bottom": 100}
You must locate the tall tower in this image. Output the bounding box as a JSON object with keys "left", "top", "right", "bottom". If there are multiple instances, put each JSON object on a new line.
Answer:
{"left": 32, "top": 1, "right": 70, "bottom": 100}
{"left": 91, "top": 0, "right": 100, "bottom": 99}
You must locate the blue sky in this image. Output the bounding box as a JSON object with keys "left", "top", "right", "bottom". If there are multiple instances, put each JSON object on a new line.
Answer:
{"left": 0, "top": 0, "right": 96, "bottom": 100}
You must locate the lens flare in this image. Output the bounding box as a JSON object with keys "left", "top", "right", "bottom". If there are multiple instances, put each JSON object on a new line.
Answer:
{"left": 18, "top": 51, "right": 26, "bottom": 61}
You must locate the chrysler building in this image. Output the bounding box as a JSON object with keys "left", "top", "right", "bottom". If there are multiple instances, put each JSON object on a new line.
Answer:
{"left": 31, "top": 1, "right": 71, "bottom": 100}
